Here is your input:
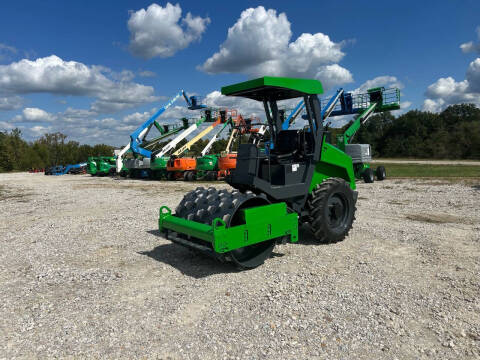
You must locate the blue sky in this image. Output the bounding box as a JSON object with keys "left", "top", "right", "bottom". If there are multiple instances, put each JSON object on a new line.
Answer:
{"left": 1, "top": 0, "right": 480, "bottom": 145}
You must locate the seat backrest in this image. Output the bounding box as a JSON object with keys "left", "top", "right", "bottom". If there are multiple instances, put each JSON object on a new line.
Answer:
{"left": 273, "top": 130, "right": 299, "bottom": 154}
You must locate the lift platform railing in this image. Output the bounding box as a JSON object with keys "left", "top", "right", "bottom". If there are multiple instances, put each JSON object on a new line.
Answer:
{"left": 324, "top": 87, "right": 400, "bottom": 117}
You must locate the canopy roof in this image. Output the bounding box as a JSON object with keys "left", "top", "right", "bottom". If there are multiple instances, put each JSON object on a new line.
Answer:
{"left": 221, "top": 76, "right": 324, "bottom": 101}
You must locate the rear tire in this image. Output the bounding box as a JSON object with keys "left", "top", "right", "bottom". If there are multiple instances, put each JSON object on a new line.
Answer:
{"left": 376, "top": 166, "right": 386, "bottom": 181}
{"left": 362, "top": 168, "right": 374, "bottom": 183}
{"left": 307, "top": 178, "right": 356, "bottom": 244}
{"left": 167, "top": 172, "right": 175, "bottom": 181}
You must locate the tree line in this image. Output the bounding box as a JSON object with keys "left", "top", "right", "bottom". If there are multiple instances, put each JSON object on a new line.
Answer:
{"left": 1, "top": 103, "right": 479, "bottom": 172}
{"left": 334, "top": 103, "right": 480, "bottom": 159}
{"left": 0, "top": 130, "right": 114, "bottom": 172}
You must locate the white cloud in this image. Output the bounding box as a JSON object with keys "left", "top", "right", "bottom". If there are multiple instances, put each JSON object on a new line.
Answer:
{"left": 29, "top": 125, "right": 51, "bottom": 136}
{"left": 123, "top": 109, "right": 157, "bottom": 125}
{"left": 0, "top": 43, "right": 17, "bottom": 61}
{"left": 423, "top": 58, "right": 480, "bottom": 112}
{"left": 0, "top": 43, "right": 17, "bottom": 54}
{"left": 466, "top": 57, "right": 480, "bottom": 92}
{"left": 460, "top": 27, "right": 480, "bottom": 53}
{"left": 200, "top": 7, "right": 291, "bottom": 73}
{"left": 0, "top": 121, "right": 15, "bottom": 131}
{"left": 199, "top": 6, "right": 353, "bottom": 90}
{"left": 315, "top": 64, "right": 353, "bottom": 91}
{"left": 0, "top": 55, "right": 158, "bottom": 113}
{"left": 354, "top": 75, "right": 403, "bottom": 93}
{"left": 12, "top": 107, "right": 56, "bottom": 123}
{"left": 139, "top": 70, "right": 156, "bottom": 77}
{"left": 0, "top": 95, "right": 23, "bottom": 110}
{"left": 205, "top": 90, "right": 264, "bottom": 118}
{"left": 128, "top": 2, "right": 210, "bottom": 59}
{"left": 4, "top": 92, "right": 195, "bottom": 145}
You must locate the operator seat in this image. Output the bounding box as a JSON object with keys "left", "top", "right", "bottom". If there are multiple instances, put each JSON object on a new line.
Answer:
{"left": 270, "top": 130, "right": 314, "bottom": 163}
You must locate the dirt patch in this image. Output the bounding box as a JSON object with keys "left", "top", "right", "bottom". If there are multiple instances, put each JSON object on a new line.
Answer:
{"left": 406, "top": 213, "right": 469, "bottom": 224}
{"left": 0, "top": 185, "right": 31, "bottom": 202}
{"left": 389, "top": 200, "right": 408, "bottom": 205}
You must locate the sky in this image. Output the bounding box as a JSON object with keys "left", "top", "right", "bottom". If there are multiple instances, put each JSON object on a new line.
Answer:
{"left": 1, "top": 0, "right": 480, "bottom": 146}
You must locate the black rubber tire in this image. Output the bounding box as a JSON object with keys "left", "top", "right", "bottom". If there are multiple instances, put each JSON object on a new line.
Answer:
{"left": 362, "top": 168, "right": 375, "bottom": 183}
{"left": 183, "top": 171, "right": 190, "bottom": 181}
{"left": 376, "top": 166, "right": 386, "bottom": 181}
{"left": 167, "top": 172, "right": 175, "bottom": 181}
{"left": 209, "top": 171, "right": 218, "bottom": 181}
{"left": 204, "top": 171, "right": 214, "bottom": 181}
{"left": 187, "top": 171, "right": 196, "bottom": 181}
{"left": 307, "top": 178, "right": 356, "bottom": 244}
{"left": 175, "top": 187, "right": 275, "bottom": 269}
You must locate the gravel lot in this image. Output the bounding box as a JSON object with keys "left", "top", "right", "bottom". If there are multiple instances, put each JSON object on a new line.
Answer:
{"left": 0, "top": 172, "right": 479, "bottom": 359}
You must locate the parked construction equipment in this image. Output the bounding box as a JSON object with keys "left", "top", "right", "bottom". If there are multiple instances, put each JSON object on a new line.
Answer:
{"left": 87, "top": 157, "right": 98, "bottom": 175}
{"left": 330, "top": 87, "right": 400, "bottom": 182}
{"left": 45, "top": 162, "right": 87, "bottom": 175}
{"left": 166, "top": 110, "right": 228, "bottom": 180}
{"left": 117, "top": 90, "right": 202, "bottom": 178}
{"left": 97, "top": 156, "right": 116, "bottom": 176}
{"left": 194, "top": 114, "right": 235, "bottom": 180}
{"left": 159, "top": 76, "right": 368, "bottom": 269}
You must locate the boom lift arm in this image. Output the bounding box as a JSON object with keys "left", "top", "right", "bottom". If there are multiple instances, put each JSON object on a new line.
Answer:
{"left": 141, "top": 118, "right": 190, "bottom": 151}
{"left": 333, "top": 87, "right": 400, "bottom": 151}
{"left": 155, "top": 115, "right": 210, "bottom": 158}
{"left": 116, "top": 90, "right": 205, "bottom": 172}
{"left": 116, "top": 91, "right": 183, "bottom": 172}
{"left": 336, "top": 102, "right": 377, "bottom": 151}
{"left": 200, "top": 117, "right": 233, "bottom": 156}
{"left": 172, "top": 111, "right": 226, "bottom": 156}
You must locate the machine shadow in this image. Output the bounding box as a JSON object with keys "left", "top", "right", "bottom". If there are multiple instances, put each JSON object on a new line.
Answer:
{"left": 140, "top": 229, "right": 239, "bottom": 278}
{"left": 295, "top": 224, "right": 330, "bottom": 246}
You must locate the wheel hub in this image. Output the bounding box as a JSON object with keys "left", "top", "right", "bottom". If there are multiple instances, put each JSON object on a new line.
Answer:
{"left": 327, "top": 195, "right": 346, "bottom": 228}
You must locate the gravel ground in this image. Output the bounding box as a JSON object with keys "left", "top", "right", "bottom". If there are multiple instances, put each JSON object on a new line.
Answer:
{"left": 0, "top": 172, "right": 479, "bottom": 359}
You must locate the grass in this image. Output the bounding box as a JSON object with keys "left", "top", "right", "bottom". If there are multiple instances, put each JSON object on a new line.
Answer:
{"left": 375, "top": 163, "right": 480, "bottom": 178}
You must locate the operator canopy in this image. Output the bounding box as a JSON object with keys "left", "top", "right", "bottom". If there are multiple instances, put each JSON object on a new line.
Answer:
{"left": 221, "top": 76, "right": 324, "bottom": 101}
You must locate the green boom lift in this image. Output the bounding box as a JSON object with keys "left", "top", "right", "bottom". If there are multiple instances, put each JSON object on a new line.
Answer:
{"left": 333, "top": 87, "right": 400, "bottom": 183}
{"left": 87, "top": 157, "right": 98, "bottom": 176}
{"left": 159, "top": 76, "right": 361, "bottom": 269}
{"left": 97, "top": 156, "right": 116, "bottom": 176}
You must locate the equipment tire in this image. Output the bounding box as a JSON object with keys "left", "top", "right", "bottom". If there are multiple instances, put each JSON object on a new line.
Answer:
{"left": 362, "top": 168, "right": 374, "bottom": 183}
{"left": 307, "top": 178, "right": 356, "bottom": 244}
{"left": 206, "top": 171, "right": 217, "bottom": 181}
{"left": 167, "top": 172, "right": 175, "bottom": 181}
{"left": 376, "top": 166, "right": 386, "bottom": 181}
